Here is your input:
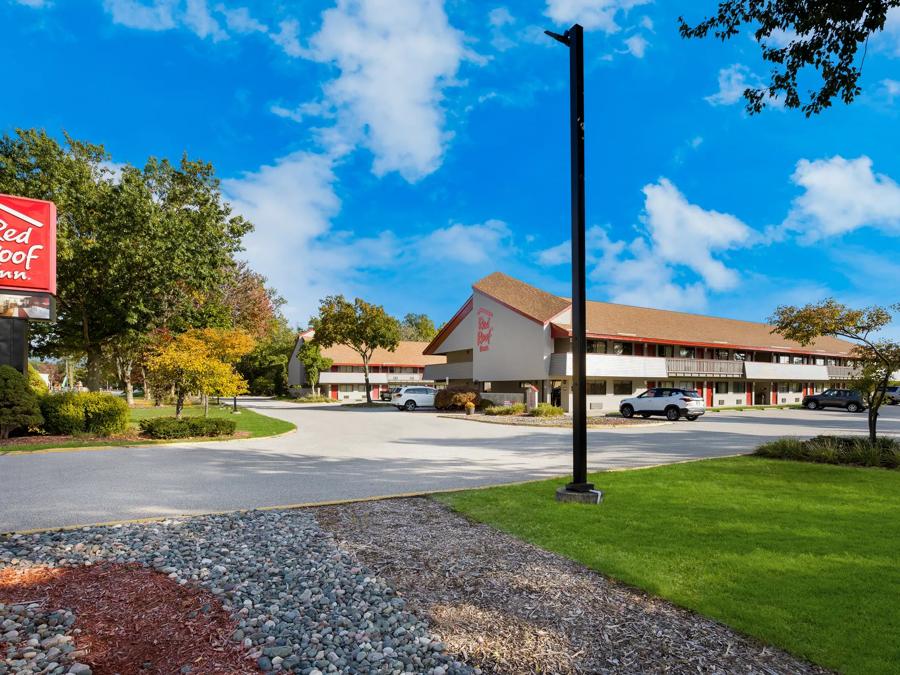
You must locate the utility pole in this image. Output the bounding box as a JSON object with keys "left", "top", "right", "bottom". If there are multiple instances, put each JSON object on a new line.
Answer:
{"left": 545, "top": 24, "right": 601, "bottom": 503}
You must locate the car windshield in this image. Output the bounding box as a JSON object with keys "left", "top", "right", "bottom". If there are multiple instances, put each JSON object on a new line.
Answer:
{"left": 683, "top": 390, "right": 702, "bottom": 399}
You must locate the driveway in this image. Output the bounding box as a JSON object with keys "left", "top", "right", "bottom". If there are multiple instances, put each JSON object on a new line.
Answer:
{"left": 2, "top": 399, "right": 898, "bottom": 532}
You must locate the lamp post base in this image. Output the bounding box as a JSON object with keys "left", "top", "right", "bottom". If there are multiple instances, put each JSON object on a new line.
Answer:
{"left": 555, "top": 485, "right": 603, "bottom": 504}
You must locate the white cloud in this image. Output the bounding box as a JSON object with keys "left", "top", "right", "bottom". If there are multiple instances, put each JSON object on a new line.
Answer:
{"left": 488, "top": 6, "right": 517, "bottom": 51}
{"left": 705, "top": 64, "right": 755, "bottom": 106}
{"left": 877, "top": 78, "right": 900, "bottom": 104}
{"left": 270, "top": 19, "right": 306, "bottom": 58}
{"left": 215, "top": 4, "right": 266, "bottom": 34}
{"left": 537, "top": 179, "right": 753, "bottom": 311}
{"left": 544, "top": 0, "right": 651, "bottom": 34}
{"left": 419, "top": 220, "right": 512, "bottom": 265}
{"left": 875, "top": 7, "right": 900, "bottom": 57}
{"left": 103, "top": 0, "right": 225, "bottom": 39}
{"left": 623, "top": 34, "right": 647, "bottom": 58}
{"left": 297, "top": 0, "right": 469, "bottom": 182}
{"left": 783, "top": 156, "right": 900, "bottom": 242}
{"left": 103, "top": 0, "right": 177, "bottom": 31}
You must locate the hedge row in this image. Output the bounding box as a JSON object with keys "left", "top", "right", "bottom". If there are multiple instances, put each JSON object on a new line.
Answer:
{"left": 41, "top": 391, "right": 129, "bottom": 437}
{"left": 434, "top": 386, "right": 481, "bottom": 410}
{"left": 755, "top": 435, "right": 900, "bottom": 469}
{"left": 139, "top": 416, "right": 237, "bottom": 439}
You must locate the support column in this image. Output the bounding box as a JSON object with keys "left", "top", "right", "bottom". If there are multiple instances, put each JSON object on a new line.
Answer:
{"left": 0, "top": 318, "right": 29, "bottom": 375}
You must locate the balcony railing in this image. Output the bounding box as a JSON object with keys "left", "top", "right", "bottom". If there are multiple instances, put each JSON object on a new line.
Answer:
{"left": 665, "top": 358, "right": 744, "bottom": 378}
{"left": 423, "top": 361, "right": 473, "bottom": 382}
{"left": 826, "top": 365, "right": 856, "bottom": 380}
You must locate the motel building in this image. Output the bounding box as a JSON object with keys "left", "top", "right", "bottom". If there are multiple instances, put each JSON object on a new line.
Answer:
{"left": 288, "top": 330, "right": 447, "bottom": 402}
{"left": 422, "top": 272, "right": 858, "bottom": 413}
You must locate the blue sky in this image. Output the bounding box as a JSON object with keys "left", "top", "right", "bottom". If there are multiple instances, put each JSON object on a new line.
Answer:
{"left": 4, "top": 0, "right": 900, "bottom": 333}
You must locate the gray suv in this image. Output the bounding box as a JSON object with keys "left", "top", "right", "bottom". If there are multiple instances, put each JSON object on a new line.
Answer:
{"left": 886, "top": 385, "right": 900, "bottom": 405}
{"left": 802, "top": 389, "right": 866, "bottom": 412}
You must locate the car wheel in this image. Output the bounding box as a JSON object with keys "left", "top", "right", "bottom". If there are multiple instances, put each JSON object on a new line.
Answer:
{"left": 620, "top": 404, "right": 634, "bottom": 418}
{"left": 665, "top": 406, "right": 680, "bottom": 421}
{"left": 640, "top": 412, "right": 651, "bottom": 419}
{"left": 847, "top": 402, "right": 861, "bottom": 413}
{"left": 686, "top": 415, "right": 699, "bottom": 421}
{"left": 806, "top": 400, "right": 819, "bottom": 410}
{"left": 404, "top": 400, "right": 417, "bottom": 411}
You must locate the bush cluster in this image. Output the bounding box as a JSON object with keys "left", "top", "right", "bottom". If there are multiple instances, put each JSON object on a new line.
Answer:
{"left": 484, "top": 402, "right": 526, "bottom": 416}
{"left": 294, "top": 394, "right": 335, "bottom": 403}
{"left": 41, "top": 392, "right": 129, "bottom": 437}
{"left": 434, "top": 386, "right": 482, "bottom": 410}
{"left": 0, "top": 366, "right": 43, "bottom": 439}
{"left": 529, "top": 402, "right": 565, "bottom": 418}
{"left": 139, "top": 416, "right": 237, "bottom": 439}
{"left": 755, "top": 435, "right": 900, "bottom": 469}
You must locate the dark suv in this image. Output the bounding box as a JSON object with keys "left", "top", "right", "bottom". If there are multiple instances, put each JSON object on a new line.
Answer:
{"left": 802, "top": 389, "right": 866, "bottom": 413}
{"left": 886, "top": 385, "right": 900, "bottom": 405}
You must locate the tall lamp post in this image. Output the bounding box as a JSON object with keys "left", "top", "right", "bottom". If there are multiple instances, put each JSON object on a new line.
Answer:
{"left": 546, "top": 24, "right": 601, "bottom": 504}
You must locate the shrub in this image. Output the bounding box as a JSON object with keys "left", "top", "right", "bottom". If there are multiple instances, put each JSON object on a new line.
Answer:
{"left": 485, "top": 403, "right": 526, "bottom": 416}
{"left": 434, "top": 386, "right": 482, "bottom": 410}
{"left": 530, "top": 402, "right": 565, "bottom": 418}
{"left": 139, "top": 416, "right": 237, "bottom": 439}
{"left": 28, "top": 364, "right": 48, "bottom": 394}
{"left": 0, "top": 365, "right": 43, "bottom": 439}
{"left": 250, "top": 375, "right": 276, "bottom": 396}
{"left": 294, "top": 394, "right": 335, "bottom": 403}
{"left": 755, "top": 435, "right": 900, "bottom": 469}
{"left": 41, "top": 392, "right": 129, "bottom": 437}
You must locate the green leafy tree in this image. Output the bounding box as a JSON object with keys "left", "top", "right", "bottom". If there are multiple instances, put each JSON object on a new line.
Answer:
{"left": 310, "top": 296, "right": 400, "bottom": 404}
{"left": 296, "top": 341, "right": 333, "bottom": 395}
{"left": 399, "top": 313, "right": 437, "bottom": 342}
{"left": 27, "top": 363, "right": 48, "bottom": 394}
{"left": 680, "top": 1, "right": 900, "bottom": 115}
{"left": 770, "top": 300, "right": 900, "bottom": 442}
{"left": 0, "top": 129, "right": 251, "bottom": 391}
{"left": 0, "top": 365, "right": 43, "bottom": 439}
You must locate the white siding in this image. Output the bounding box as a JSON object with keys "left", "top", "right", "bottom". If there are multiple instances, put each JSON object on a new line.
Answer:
{"left": 436, "top": 309, "right": 475, "bottom": 354}
{"left": 471, "top": 290, "right": 552, "bottom": 382}
{"left": 744, "top": 363, "right": 829, "bottom": 381}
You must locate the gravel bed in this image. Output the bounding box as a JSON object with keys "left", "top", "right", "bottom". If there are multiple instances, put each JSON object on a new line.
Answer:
{"left": 1, "top": 602, "right": 83, "bottom": 675}
{"left": 440, "top": 414, "right": 666, "bottom": 428}
{"left": 317, "top": 498, "right": 829, "bottom": 675}
{"left": 1, "top": 511, "right": 472, "bottom": 674}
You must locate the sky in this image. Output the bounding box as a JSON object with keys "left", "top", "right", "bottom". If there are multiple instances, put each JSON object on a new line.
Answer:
{"left": 3, "top": 0, "right": 900, "bottom": 334}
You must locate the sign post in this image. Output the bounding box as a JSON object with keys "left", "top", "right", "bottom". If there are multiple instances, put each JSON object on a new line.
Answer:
{"left": 0, "top": 193, "right": 57, "bottom": 374}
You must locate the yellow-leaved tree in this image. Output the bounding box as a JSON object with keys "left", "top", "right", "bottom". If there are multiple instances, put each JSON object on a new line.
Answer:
{"left": 146, "top": 329, "right": 253, "bottom": 418}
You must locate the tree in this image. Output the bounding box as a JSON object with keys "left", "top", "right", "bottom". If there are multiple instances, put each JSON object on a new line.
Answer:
{"left": 145, "top": 331, "right": 249, "bottom": 418}
{"left": 0, "top": 365, "right": 43, "bottom": 439}
{"left": 680, "top": 2, "right": 900, "bottom": 115}
{"left": 0, "top": 129, "right": 252, "bottom": 390}
{"left": 399, "top": 313, "right": 437, "bottom": 342}
{"left": 310, "top": 296, "right": 401, "bottom": 404}
{"left": 105, "top": 331, "right": 150, "bottom": 406}
{"left": 296, "top": 341, "right": 333, "bottom": 395}
{"left": 218, "top": 261, "right": 284, "bottom": 340}
{"left": 238, "top": 318, "right": 296, "bottom": 396}
{"left": 769, "top": 300, "right": 900, "bottom": 442}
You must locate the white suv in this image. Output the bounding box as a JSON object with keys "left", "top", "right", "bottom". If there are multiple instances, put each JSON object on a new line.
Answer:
{"left": 619, "top": 387, "right": 705, "bottom": 421}
{"left": 393, "top": 386, "right": 438, "bottom": 411}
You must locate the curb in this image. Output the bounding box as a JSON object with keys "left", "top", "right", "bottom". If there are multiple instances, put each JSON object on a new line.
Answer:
{"left": 438, "top": 414, "right": 672, "bottom": 430}
{"left": 0, "top": 426, "right": 298, "bottom": 457}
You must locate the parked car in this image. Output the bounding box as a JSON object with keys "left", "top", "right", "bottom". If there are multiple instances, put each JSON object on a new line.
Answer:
{"left": 381, "top": 386, "right": 401, "bottom": 402}
{"left": 393, "top": 386, "right": 438, "bottom": 411}
{"left": 885, "top": 385, "right": 900, "bottom": 405}
{"left": 620, "top": 388, "right": 706, "bottom": 421}
{"left": 801, "top": 389, "right": 866, "bottom": 412}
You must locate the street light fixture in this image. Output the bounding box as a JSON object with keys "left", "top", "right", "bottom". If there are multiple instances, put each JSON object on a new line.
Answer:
{"left": 546, "top": 24, "right": 601, "bottom": 504}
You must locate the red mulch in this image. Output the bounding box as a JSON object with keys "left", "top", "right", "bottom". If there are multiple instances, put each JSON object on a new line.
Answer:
{"left": 0, "top": 564, "right": 258, "bottom": 674}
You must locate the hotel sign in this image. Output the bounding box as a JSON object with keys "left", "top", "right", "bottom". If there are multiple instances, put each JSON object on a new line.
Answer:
{"left": 0, "top": 194, "right": 57, "bottom": 296}
{"left": 477, "top": 307, "right": 493, "bottom": 352}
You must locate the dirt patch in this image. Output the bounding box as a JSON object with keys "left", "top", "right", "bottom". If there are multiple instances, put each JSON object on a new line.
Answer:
{"left": 316, "top": 498, "right": 827, "bottom": 675}
{"left": 0, "top": 563, "right": 254, "bottom": 674}
{"left": 441, "top": 413, "right": 667, "bottom": 428}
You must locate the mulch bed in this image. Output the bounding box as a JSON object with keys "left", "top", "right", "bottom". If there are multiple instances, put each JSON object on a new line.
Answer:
{"left": 441, "top": 414, "right": 666, "bottom": 428}
{"left": 0, "top": 563, "right": 253, "bottom": 674}
{"left": 317, "top": 498, "right": 827, "bottom": 675}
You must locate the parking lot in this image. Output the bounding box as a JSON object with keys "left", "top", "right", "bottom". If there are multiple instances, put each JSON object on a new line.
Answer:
{"left": 2, "top": 400, "right": 898, "bottom": 532}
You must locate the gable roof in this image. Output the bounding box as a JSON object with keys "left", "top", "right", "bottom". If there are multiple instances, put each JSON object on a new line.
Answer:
{"left": 296, "top": 331, "right": 444, "bottom": 366}
{"left": 440, "top": 271, "right": 855, "bottom": 357}
{"left": 473, "top": 271, "right": 570, "bottom": 323}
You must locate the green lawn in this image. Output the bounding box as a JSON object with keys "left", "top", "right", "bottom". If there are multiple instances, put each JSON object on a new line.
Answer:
{"left": 1, "top": 405, "right": 294, "bottom": 454}
{"left": 437, "top": 457, "right": 900, "bottom": 674}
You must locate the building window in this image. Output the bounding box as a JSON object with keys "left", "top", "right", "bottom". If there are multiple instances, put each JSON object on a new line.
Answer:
{"left": 678, "top": 346, "right": 695, "bottom": 359}
{"left": 716, "top": 349, "right": 729, "bottom": 360}
{"left": 778, "top": 382, "right": 790, "bottom": 393}
{"left": 612, "top": 342, "right": 633, "bottom": 356}
{"left": 791, "top": 355, "right": 804, "bottom": 364}
{"left": 659, "top": 380, "right": 674, "bottom": 389}
{"left": 733, "top": 351, "right": 747, "bottom": 361}
{"left": 778, "top": 355, "right": 790, "bottom": 364}
{"left": 657, "top": 344, "right": 674, "bottom": 358}
{"left": 613, "top": 380, "right": 632, "bottom": 396}
{"left": 587, "top": 381, "right": 607, "bottom": 395}
{"left": 715, "top": 382, "right": 729, "bottom": 394}
{"left": 791, "top": 382, "right": 803, "bottom": 393}
{"left": 587, "top": 340, "right": 607, "bottom": 354}
{"left": 733, "top": 381, "right": 747, "bottom": 394}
